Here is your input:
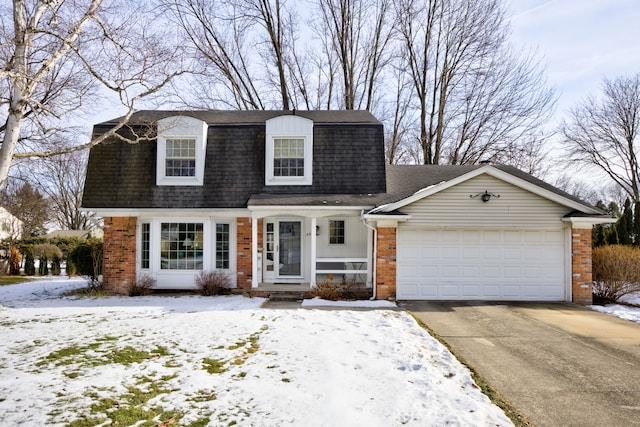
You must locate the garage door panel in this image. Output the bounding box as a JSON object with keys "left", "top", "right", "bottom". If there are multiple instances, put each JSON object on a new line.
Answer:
{"left": 397, "top": 228, "right": 566, "bottom": 301}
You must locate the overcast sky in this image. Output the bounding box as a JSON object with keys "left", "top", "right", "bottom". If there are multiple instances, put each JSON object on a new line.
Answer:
{"left": 508, "top": 0, "right": 640, "bottom": 121}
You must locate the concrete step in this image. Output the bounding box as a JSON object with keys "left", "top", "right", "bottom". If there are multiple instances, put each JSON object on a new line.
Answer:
{"left": 268, "top": 292, "right": 305, "bottom": 301}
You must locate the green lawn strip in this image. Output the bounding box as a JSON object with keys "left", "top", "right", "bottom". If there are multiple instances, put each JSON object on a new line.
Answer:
{"left": 63, "top": 375, "right": 186, "bottom": 426}
{"left": 0, "top": 276, "right": 33, "bottom": 286}
{"left": 37, "top": 339, "right": 171, "bottom": 369}
{"left": 410, "top": 314, "right": 535, "bottom": 427}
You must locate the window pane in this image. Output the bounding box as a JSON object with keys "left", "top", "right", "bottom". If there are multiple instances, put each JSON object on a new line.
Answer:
{"left": 329, "top": 220, "right": 345, "bottom": 245}
{"left": 160, "top": 223, "right": 204, "bottom": 270}
{"left": 141, "top": 223, "right": 150, "bottom": 269}
{"left": 273, "top": 138, "right": 304, "bottom": 177}
{"left": 165, "top": 139, "right": 196, "bottom": 177}
{"left": 216, "top": 223, "right": 230, "bottom": 269}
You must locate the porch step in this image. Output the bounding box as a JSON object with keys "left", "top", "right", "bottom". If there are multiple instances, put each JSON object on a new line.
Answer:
{"left": 268, "top": 292, "right": 305, "bottom": 302}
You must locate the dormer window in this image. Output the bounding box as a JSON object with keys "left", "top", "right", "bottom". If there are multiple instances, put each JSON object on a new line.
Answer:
{"left": 266, "top": 115, "right": 313, "bottom": 185}
{"left": 157, "top": 116, "right": 208, "bottom": 186}
{"left": 165, "top": 138, "right": 196, "bottom": 177}
{"left": 274, "top": 138, "right": 305, "bottom": 177}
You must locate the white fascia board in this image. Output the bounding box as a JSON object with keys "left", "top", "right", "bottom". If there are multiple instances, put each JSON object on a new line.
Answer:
{"left": 362, "top": 213, "right": 411, "bottom": 221}
{"left": 249, "top": 206, "right": 371, "bottom": 218}
{"left": 562, "top": 217, "right": 617, "bottom": 227}
{"left": 376, "top": 165, "right": 603, "bottom": 215}
{"left": 86, "top": 208, "right": 251, "bottom": 218}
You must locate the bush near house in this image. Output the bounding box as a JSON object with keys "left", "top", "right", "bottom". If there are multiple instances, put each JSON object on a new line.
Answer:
{"left": 195, "top": 270, "right": 233, "bottom": 296}
{"left": 127, "top": 274, "right": 156, "bottom": 296}
{"left": 592, "top": 245, "right": 640, "bottom": 304}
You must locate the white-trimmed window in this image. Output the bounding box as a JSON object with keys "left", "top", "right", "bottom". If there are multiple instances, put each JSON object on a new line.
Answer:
{"left": 329, "top": 219, "right": 345, "bottom": 245}
{"left": 266, "top": 115, "right": 313, "bottom": 185}
{"left": 157, "top": 116, "right": 208, "bottom": 186}
{"left": 160, "top": 222, "right": 204, "bottom": 270}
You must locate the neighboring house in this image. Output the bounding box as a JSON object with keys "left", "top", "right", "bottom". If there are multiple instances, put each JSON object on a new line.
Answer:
{"left": 0, "top": 207, "right": 23, "bottom": 241}
{"left": 82, "top": 110, "right": 613, "bottom": 303}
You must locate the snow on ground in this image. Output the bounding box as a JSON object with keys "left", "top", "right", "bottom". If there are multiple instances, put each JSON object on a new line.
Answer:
{"left": 590, "top": 291, "right": 640, "bottom": 323}
{"left": 0, "top": 278, "right": 512, "bottom": 427}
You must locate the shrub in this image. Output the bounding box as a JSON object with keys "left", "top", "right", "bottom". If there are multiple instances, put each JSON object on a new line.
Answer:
{"left": 69, "top": 239, "right": 103, "bottom": 282}
{"left": 33, "top": 243, "right": 63, "bottom": 260}
{"left": 127, "top": 274, "right": 156, "bottom": 296}
{"left": 195, "top": 270, "right": 233, "bottom": 296}
{"left": 592, "top": 245, "right": 640, "bottom": 304}
{"left": 24, "top": 247, "right": 35, "bottom": 276}
{"left": 39, "top": 252, "right": 49, "bottom": 276}
{"left": 8, "top": 246, "right": 20, "bottom": 275}
{"left": 312, "top": 280, "right": 343, "bottom": 301}
{"left": 51, "top": 253, "right": 61, "bottom": 276}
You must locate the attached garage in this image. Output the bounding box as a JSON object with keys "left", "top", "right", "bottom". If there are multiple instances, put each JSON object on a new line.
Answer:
{"left": 369, "top": 165, "right": 615, "bottom": 303}
{"left": 396, "top": 228, "right": 567, "bottom": 300}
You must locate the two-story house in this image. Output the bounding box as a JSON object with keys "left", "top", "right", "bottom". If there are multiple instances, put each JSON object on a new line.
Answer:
{"left": 82, "top": 110, "right": 612, "bottom": 303}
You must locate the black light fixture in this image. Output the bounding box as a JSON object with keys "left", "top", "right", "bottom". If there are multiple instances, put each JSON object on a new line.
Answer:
{"left": 470, "top": 190, "right": 500, "bottom": 203}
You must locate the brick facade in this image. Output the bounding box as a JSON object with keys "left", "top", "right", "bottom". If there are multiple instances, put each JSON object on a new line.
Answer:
{"left": 102, "top": 217, "right": 137, "bottom": 295}
{"left": 376, "top": 227, "right": 397, "bottom": 300}
{"left": 236, "top": 217, "right": 253, "bottom": 290}
{"left": 571, "top": 227, "right": 593, "bottom": 305}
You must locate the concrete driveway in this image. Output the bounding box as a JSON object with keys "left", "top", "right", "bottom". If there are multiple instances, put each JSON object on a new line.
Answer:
{"left": 404, "top": 302, "right": 640, "bottom": 427}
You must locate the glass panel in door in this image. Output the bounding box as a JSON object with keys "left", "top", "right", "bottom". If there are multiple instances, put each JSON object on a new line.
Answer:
{"left": 278, "top": 221, "right": 301, "bottom": 276}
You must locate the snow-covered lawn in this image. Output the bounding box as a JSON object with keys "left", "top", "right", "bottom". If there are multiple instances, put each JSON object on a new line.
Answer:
{"left": 0, "top": 278, "right": 512, "bottom": 427}
{"left": 590, "top": 291, "right": 640, "bottom": 323}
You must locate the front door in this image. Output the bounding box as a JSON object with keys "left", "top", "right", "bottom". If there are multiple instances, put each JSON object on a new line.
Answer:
{"left": 263, "top": 220, "right": 303, "bottom": 282}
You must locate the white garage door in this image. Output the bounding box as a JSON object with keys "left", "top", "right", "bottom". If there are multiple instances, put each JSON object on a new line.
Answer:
{"left": 397, "top": 229, "right": 567, "bottom": 301}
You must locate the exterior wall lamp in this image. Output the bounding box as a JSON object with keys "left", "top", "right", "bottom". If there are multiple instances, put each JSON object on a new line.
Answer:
{"left": 470, "top": 190, "right": 500, "bottom": 203}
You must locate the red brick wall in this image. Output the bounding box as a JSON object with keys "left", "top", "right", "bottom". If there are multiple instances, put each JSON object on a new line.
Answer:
{"left": 571, "top": 228, "right": 593, "bottom": 305}
{"left": 376, "top": 227, "right": 397, "bottom": 300}
{"left": 102, "top": 217, "right": 137, "bottom": 295}
{"left": 236, "top": 217, "right": 253, "bottom": 290}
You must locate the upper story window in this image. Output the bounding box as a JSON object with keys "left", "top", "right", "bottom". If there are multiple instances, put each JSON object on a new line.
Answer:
{"left": 157, "top": 116, "right": 208, "bottom": 186}
{"left": 266, "top": 115, "right": 313, "bottom": 185}
{"left": 165, "top": 138, "right": 196, "bottom": 177}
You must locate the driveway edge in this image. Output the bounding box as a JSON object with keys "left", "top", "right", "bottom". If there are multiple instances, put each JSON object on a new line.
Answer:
{"left": 409, "top": 313, "right": 535, "bottom": 427}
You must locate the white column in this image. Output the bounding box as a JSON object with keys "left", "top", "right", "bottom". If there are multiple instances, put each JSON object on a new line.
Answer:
{"left": 251, "top": 216, "right": 259, "bottom": 288}
{"left": 310, "top": 217, "right": 317, "bottom": 287}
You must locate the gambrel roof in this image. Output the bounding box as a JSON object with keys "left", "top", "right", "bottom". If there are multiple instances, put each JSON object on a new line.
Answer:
{"left": 82, "top": 110, "right": 386, "bottom": 209}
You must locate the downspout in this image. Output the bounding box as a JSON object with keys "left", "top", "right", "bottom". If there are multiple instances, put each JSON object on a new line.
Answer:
{"left": 361, "top": 210, "right": 377, "bottom": 300}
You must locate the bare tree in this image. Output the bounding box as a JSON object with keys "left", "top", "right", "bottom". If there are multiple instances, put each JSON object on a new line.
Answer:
{"left": 164, "top": 0, "right": 302, "bottom": 110}
{"left": 313, "top": 0, "right": 394, "bottom": 110}
{"left": 0, "top": 0, "right": 187, "bottom": 190}
{"left": 394, "top": 0, "right": 555, "bottom": 165}
{"left": 561, "top": 74, "right": 640, "bottom": 202}
{"left": 36, "top": 150, "right": 95, "bottom": 231}
{"left": 0, "top": 181, "right": 49, "bottom": 237}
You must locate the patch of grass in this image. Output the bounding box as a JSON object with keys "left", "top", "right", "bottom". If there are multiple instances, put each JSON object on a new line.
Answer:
{"left": 37, "top": 343, "right": 101, "bottom": 367}
{"left": 189, "top": 389, "right": 217, "bottom": 402}
{"left": 38, "top": 340, "right": 172, "bottom": 368}
{"left": 67, "top": 382, "right": 176, "bottom": 427}
{"left": 185, "top": 417, "right": 211, "bottom": 427}
{"left": 107, "top": 346, "right": 154, "bottom": 365}
{"left": 0, "top": 276, "right": 32, "bottom": 286}
{"left": 203, "top": 357, "right": 228, "bottom": 374}
{"left": 410, "top": 314, "right": 535, "bottom": 427}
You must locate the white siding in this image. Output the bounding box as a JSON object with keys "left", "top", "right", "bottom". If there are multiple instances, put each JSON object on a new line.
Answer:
{"left": 401, "top": 175, "right": 573, "bottom": 228}
{"left": 316, "top": 216, "right": 368, "bottom": 258}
